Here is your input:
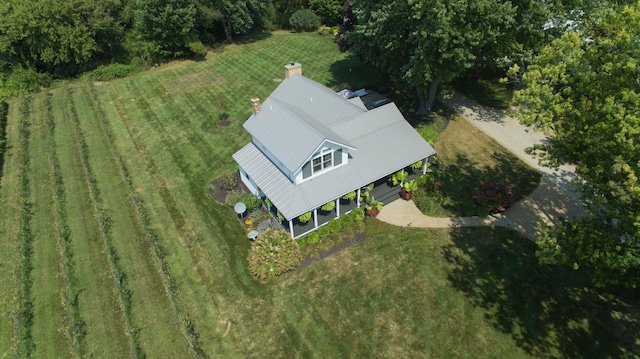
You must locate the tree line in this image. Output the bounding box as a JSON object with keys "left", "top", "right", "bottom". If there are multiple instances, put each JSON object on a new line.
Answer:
{"left": 0, "top": 0, "right": 344, "bottom": 89}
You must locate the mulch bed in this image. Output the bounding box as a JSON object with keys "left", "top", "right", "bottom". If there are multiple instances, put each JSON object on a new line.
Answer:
{"left": 209, "top": 172, "right": 249, "bottom": 204}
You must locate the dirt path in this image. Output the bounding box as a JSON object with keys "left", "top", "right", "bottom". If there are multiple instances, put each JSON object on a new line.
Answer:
{"left": 377, "top": 93, "right": 586, "bottom": 240}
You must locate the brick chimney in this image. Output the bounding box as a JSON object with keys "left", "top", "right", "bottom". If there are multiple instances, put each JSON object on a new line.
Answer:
{"left": 251, "top": 97, "right": 261, "bottom": 114}
{"left": 284, "top": 62, "right": 302, "bottom": 78}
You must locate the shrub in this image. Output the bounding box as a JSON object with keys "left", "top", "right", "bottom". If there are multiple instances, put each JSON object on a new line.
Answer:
{"left": 248, "top": 229, "right": 302, "bottom": 279}
{"left": 296, "top": 237, "right": 307, "bottom": 252}
{"left": 326, "top": 218, "right": 341, "bottom": 234}
{"left": 82, "top": 63, "right": 141, "bottom": 82}
{"left": 307, "top": 231, "right": 319, "bottom": 244}
{"left": 243, "top": 194, "right": 262, "bottom": 212}
{"left": 187, "top": 40, "right": 207, "bottom": 58}
{"left": 317, "top": 25, "right": 332, "bottom": 35}
{"left": 472, "top": 181, "right": 516, "bottom": 214}
{"left": 316, "top": 224, "right": 331, "bottom": 238}
{"left": 298, "top": 212, "right": 312, "bottom": 223}
{"left": 413, "top": 189, "right": 443, "bottom": 214}
{"left": 417, "top": 123, "right": 439, "bottom": 145}
{"left": 225, "top": 191, "right": 260, "bottom": 211}
{"left": 339, "top": 213, "right": 354, "bottom": 228}
{"left": 352, "top": 208, "right": 365, "bottom": 221}
{"left": 289, "top": 9, "right": 320, "bottom": 32}
{"left": 3, "top": 67, "right": 52, "bottom": 96}
{"left": 220, "top": 173, "right": 237, "bottom": 190}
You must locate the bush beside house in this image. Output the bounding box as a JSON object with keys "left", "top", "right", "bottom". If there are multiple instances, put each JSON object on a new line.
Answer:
{"left": 248, "top": 229, "right": 303, "bottom": 279}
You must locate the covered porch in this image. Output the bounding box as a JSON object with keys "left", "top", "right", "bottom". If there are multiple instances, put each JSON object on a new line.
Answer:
{"left": 266, "top": 163, "right": 428, "bottom": 238}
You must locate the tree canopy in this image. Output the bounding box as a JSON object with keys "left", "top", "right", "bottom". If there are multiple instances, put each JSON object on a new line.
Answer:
{"left": 345, "top": 0, "right": 573, "bottom": 115}
{"left": 513, "top": 3, "right": 640, "bottom": 288}
{"left": 0, "top": 0, "right": 123, "bottom": 76}
{"left": 0, "top": 0, "right": 275, "bottom": 80}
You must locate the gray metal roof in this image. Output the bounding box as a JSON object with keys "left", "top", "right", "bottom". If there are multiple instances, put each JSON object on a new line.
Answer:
{"left": 244, "top": 74, "right": 364, "bottom": 173}
{"left": 234, "top": 97, "right": 436, "bottom": 220}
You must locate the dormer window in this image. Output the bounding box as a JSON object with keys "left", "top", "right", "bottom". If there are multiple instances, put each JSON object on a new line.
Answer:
{"left": 302, "top": 148, "right": 343, "bottom": 179}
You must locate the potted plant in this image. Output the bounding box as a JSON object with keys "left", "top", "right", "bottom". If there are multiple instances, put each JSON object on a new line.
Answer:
{"left": 360, "top": 183, "right": 374, "bottom": 203}
{"left": 342, "top": 191, "right": 356, "bottom": 201}
{"left": 401, "top": 180, "right": 418, "bottom": 200}
{"left": 390, "top": 170, "right": 408, "bottom": 186}
{"left": 365, "top": 197, "right": 383, "bottom": 217}
{"left": 298, "top": 211, "right": 312, "bottom": 223}
{"left": 321, "top": 201, "right": 336, "bottom": 212}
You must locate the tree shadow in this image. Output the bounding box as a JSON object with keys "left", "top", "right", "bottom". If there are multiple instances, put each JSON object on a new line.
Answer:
{"left": 435, "top": 152, "right": 541, "bottom": 217}
{"left": 231, "top": 32, "right": 273, "bottom": 45}
{"left": 327, "top": 54, "right": 387, "bottom": 93}
{"left": 443, "top": 226, "right": 640, "bottom": 358}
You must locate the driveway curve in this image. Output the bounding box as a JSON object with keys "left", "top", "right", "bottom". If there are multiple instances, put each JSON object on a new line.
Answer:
{"left": 377, "top": 92, "right": 586, "bottom": 240}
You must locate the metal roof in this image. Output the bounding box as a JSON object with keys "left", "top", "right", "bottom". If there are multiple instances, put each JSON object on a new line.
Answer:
{"left": 233, "top": 97, "right": 436, "bottom": 220}
{"left": 243, "top": 74, "right": 364, "bottom": 174}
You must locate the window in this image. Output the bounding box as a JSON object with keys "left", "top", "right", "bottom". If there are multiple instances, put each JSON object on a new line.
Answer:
{"left": 302, "top": 148, "right": 342, "bottom": 179}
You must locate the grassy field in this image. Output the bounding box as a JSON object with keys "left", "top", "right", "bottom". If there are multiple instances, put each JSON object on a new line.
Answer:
{"left": 0, "top": 32, "right": 638, "bottom": 358}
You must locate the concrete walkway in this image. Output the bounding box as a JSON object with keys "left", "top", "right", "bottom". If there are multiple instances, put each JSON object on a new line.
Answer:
{"left": 377, "top": 92, "right": 586, "bottom": 240}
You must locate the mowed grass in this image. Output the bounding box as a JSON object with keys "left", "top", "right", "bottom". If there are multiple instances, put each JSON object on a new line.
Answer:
{"left": 419, "top": 116, "right": 542, "bottom": 217}
{"left": 0, "top": 32, "right": 638, "bottom": 358}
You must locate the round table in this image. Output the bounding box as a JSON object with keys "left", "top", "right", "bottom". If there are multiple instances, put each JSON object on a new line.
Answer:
{"left": 234, "top": 202, "right": 246, "bottom": 217}
{"left": 247, "top": 230, "right": 259, "bottom": 241}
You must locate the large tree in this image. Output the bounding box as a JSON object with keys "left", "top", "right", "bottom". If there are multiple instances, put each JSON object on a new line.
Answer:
{"left": 514, "top": 3, "right": 640, "bottom": 288}
{"left": 345, "top": 0, "right": 569, "bottom": 115}
{"left": 133, "top": 0, "right": 198, "bottom": 59}
{"left": 213, "top": 0, "right": 269, "bottom": 42}
{"left": 0, "top": 0, "right": 123, "bottom": 75}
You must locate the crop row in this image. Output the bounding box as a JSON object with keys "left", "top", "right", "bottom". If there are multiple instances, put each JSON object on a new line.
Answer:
{"left": 15, "top": 97, "right": 34, "bottom": 358}
{"left": 62, "top": 87, "right": 143, "bottom": 358}
{"left": 42, "top": 92, "right": 86, "bottom": 357}
{"left": 85, "top": 84, "right": 207, "bottom": 357}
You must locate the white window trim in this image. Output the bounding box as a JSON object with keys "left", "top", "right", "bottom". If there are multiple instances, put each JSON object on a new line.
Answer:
{"left": 299, "top": 148, "right": 345, "bottom": 183}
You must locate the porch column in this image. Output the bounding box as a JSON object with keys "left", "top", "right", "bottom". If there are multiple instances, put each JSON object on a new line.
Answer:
{"left": 313, "top": 208, "right": 318, "bottom": 228}
{"left": 422, "top": 157, "right": 429, "bottom": 175}
{"left": 356, "top": 188, "right": 361, "bottom": 207}
{"left": 335, "top": 198, "right": 340, "bottom": 218}
{"left": 288, "top": 219, "right": 294, "bottom": 238}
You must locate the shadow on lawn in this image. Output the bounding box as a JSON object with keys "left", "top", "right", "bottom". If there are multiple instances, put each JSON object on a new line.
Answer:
{"left": 327, "top": 55, "right": 386, "bottom": 92}
{"left": 433, "top": 153, "right": 541, "bottom": 216}
{"left": 443, "top": 226, "right": 640, "bottom": 358}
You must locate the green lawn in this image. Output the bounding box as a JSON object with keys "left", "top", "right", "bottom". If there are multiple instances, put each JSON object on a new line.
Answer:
{"left": 0, "top": 32, "right": 637, "bottom": 358}
{"left": 414, "top": 115, "right": 542, "bottom": 217}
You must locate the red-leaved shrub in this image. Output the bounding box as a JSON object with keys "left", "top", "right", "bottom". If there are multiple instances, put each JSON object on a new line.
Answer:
{"left": 472, "top": 181, "right": 516, "bottom": 214}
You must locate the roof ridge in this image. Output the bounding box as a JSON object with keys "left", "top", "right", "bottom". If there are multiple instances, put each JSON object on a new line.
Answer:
{"left": 267, "top": 97, "right": 326, "bottom": 140}
{"left": 328, "top": 102, "right": 399, "bottom": 128}
{"left": 288, "top": 74, "right": 367, "bottom": 113}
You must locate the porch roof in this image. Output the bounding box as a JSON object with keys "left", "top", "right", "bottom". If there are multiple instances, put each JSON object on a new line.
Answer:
{"left": 233, "top": 102, "right": 435, "bottom": 220}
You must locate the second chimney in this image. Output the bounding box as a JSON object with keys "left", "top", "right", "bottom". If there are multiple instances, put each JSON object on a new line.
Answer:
{"left": 284, "top": 62, "right": 302, "bottom": 78}
{"left": 251, "top": 97, "right": 261, "bottom": 114}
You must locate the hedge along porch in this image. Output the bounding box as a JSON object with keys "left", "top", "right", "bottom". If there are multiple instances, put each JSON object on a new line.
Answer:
{"left": 233, "top": 63, "right": 436, "bottom": 239}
